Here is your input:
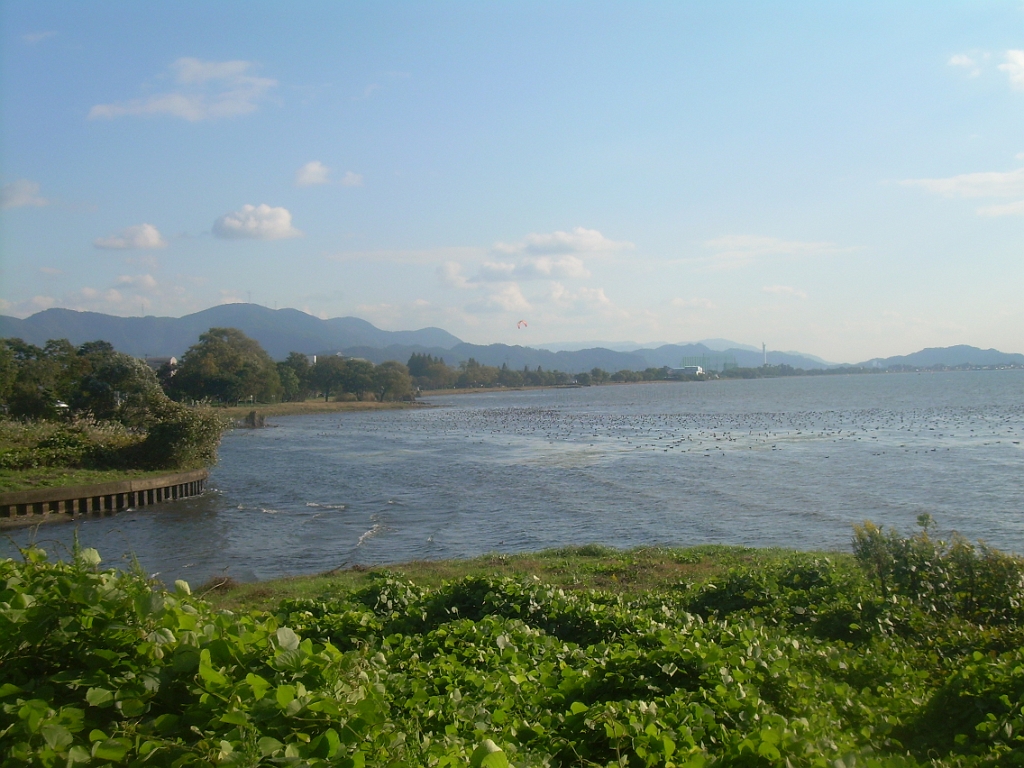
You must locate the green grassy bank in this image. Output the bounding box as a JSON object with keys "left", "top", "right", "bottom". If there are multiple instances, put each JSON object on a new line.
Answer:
{"left": 3, "top": 521, "right": 1024, "bottom": 767}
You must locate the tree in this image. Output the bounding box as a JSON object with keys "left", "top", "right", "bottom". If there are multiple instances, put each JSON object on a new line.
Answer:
{"left": 1, "top": 338, "right": 77, "bottom": 418}
{"left": 343, "top": 359, "right": 376, "bottom": 400}
{"left": 408, "top": 353, "right": 457, "bottom": 390}
{"left": 169, "top": 327, "right": 282, "bottom": 405}
{"left": 276, "top": 364, "right": 302, "bottom": 402}
{"left": 0, "top": 343, "right": 16, "bottom": 409}
{"left": 497, "top": 363, "right": 524, "bottom": 387}
{"left": 279, "top": 352, "right": 313, "bottom": 401}
{"left": 374, "top": 361, "right": 412, "bottom": 401}
{"left": 70, "top": 351, "right": 164, "bottom": 426}
{"left": 311, "top": 356, "right": 348, "bottom": 401}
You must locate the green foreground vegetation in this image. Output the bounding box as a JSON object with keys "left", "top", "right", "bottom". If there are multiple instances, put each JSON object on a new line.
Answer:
{"left": 4, "top": 517, "right": 1024, "bottom": 767}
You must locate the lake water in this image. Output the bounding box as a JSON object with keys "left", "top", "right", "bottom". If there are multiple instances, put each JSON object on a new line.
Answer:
{"left": 5, "top": 370, "right": 1023, "bottom": 586}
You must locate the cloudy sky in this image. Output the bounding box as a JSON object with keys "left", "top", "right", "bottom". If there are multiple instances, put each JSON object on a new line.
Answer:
{"left": 1, "top": 2, "right": 1022, "bottom": 362}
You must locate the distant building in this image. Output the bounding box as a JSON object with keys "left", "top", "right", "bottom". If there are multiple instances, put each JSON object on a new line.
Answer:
{"left": 144, "top": 356, "right": 176, "bottom": 371}
{"left": 670, "top": 365, "right": 704, "bottom": 377}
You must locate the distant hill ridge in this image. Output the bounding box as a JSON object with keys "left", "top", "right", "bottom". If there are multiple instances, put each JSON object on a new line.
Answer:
{"left": 857, "top": 345, "right": 1024, "bottom": 369}
{"left": 0, "top": 305, "right": 461, "bottom": 359}
{"left": 1, "top": 305, "right": 1021, "bottom": 372}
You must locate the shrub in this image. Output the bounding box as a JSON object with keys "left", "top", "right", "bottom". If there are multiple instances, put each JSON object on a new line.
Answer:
{"left": 137, "top": 400, "right": 224, "bottom": 470}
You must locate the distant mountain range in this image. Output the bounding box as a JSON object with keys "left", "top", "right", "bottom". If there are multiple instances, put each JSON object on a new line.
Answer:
{"left": 1, "top": 305, "right": 1021, "bottom": 373}
{"left": 857, "top": 345, "right": 1024, "bottom": 369}
{"left": 0, "top": 305, "right": 461, "bottom": 360}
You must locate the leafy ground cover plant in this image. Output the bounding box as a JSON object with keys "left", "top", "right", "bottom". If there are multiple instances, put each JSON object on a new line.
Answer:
{"left": 3, "top": 522, "right": 1024, "bottom": 767}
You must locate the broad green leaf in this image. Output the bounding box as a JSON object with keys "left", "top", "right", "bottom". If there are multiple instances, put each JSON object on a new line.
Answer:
{"left": 40, "top": 724, "right": 73, "bottom": 750}
{"left": 67, "top": 746, "right": 91, "bottom": 764}
{"left": 147, "top": 627, "right": 176, "bottom": 645}
{"left": 118, "top": 698, "right": 146, "bottom": 717}
{"left": 199, "top": 648, "right": 227, "bottom": 686}
{"left": 85, "top": 688, "right": 113, "bottom": 707}
{"left": 246, "top": 673, "right": 271, "bottom": 699}
{"left": 470, "top": 740, "right": 509, "bottom": 768}
{"left": 77, "top": 548, "right": 101, "bottom": 567}
{"left": 276, "top": 684, "right": 297, "bottom": 709}
{"left": 92, "top": 738, "right": 130, "bottom": 761}
{"left": 174, "top": 579, "right": 191, "bottom": 595}
{"left": 258, "top": 737, "right": 284, "bottom": 757}
{"left": 276, "top": 626, "right": 300, "bottom": 650}
{"left": 220, "top": 710, "right": 249, "bottom": 726}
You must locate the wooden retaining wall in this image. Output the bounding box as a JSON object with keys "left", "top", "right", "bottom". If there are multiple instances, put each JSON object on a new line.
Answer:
{"left": 0, "top": 469, "right": 209, "bottom": 528}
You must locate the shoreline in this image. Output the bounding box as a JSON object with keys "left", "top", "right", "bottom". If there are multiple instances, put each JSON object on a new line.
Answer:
{"left": 219, "top": 399, "right": 425, "bottom": 419}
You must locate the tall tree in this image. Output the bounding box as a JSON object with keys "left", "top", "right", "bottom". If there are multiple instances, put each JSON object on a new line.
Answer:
{"left": 170, "top": 327, "right": 282, "bottom": 405}
{"left": 343, "top": 359, "right": 376, "bottom": 400}
{"left": 310, "top": 356, "right": 348, "bottom": 401}
{"left": 374, "top": 361, "right": 412, "bottom": 401}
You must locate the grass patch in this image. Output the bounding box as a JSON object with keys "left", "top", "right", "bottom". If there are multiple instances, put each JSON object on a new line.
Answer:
{"left": 204, "top": 544, "right": 834, "bottom": 613}
{"left": 0, "top": 466, "right": 174, "bottom": 494}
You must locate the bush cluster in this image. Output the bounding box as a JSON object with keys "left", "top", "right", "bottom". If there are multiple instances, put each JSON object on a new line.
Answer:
{"left": 3, "top": 522, "right": 1024, "bottom": 766}
{"left": 1, "top": 337, "right": 224, "bottom": 473}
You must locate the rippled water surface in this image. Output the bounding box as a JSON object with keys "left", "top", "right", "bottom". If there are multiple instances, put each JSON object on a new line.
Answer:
{"left": 6, "top": 370, "right": 1023, "bottom": 585}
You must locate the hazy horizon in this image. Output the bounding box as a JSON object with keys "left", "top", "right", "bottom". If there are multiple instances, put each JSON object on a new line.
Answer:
{"left": 2, "top": 3, "right": 1022, "bottom": 362}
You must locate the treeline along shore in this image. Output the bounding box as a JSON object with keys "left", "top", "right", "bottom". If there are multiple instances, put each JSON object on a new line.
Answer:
{"left": 4, "top": 517, "right": 1024, "bottom": 765}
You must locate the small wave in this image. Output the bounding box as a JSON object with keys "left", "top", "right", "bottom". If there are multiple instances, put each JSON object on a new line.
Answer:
{"left": 261, "top": 508, "right": 279, "bottom": 514}
{"left": 306, "top": 502, "right": 347, "bottom": 510}
{"left": 356, "top": 524, "right": 384, "bottom": 547}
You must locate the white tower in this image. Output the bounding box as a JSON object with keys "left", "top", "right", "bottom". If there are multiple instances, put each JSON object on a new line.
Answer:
{"left": 762, "top": 342, "right": 767, "bottom": 366}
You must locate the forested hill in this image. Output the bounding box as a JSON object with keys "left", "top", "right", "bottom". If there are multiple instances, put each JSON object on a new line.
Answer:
{"left": 339, "top": 343, "right": 833, "bottom": 371}
{"left": 4, "top": 305, "right": 1020, "bottom": 372}
{"left": 0, "top": 305, "right": 461, "bottom": 359}
{"left": 0, "top": 305, "right": 833, "bottom": 371}
{"left": 858, "top": 344, "right": 1024, "bottom": 369}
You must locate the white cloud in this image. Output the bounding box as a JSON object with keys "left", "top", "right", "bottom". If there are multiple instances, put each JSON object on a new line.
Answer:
{"left": 439, "top": 261, "right": 472, "bottom": 289}
{"left": 671, "top": 297, "right": 717, "bottom": 310}
{"left": 295, "top": 161, "right": 330, "bottom": 187}
{"left": 89, "top": 58, "right": 276, "bottom": 122}
{"left": 948, "top": 53, "right": 981, "bottom": 77}
{"left": 544, "top": 283, "right": 626, "bottom": 317}
{"left": 493, "top": 227, "right": 633, "bottom": 256}
{"left": 29, "top": 296, "right": 56, "bottom": 313}
{"left": 340, "top": 171, "right": 364, "bottom": 187}
{"left": 328, "top": 246, "right": 484, "bottom": 265}
{"left": 575, "top": 287, "right": 614, "bottom": 308}
{"left": 762, "top": 285, "right": 808, "bottom": 299}
{"left": 23, "top": 31, "right": 57, "bottom": 44}
{"left": 999, "top": 50, "right": 1024, "bottom": 90}
{"left": 477, "top": 284, "right": 532, "bottom": 312}
{"left": 213, "top": 204, "right": 301, "bottom": 240}
{"left": 478, "top": 255, "right": 591, "bottom": 282}
{"left": 901, "top": 166, "right": 1024, "bottom": 198}
{"left": 93, "top": 223, "right": 167, "bottom": 250}
{"left": 174, "top": 59, "right": 252, "bottom": 84}
{"left": 115, "top": 274, "right": 159, "bottom": 291}
{"left": 977, "top": 200, "right": 1024, "bottom": 217}
{"left": 1, "top": 179, "right": 49, "bottom": 209}
{"left": 704, "top": 235, "right": 846, "bottom": 268}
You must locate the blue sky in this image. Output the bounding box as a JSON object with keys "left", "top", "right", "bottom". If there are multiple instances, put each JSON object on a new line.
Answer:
{"left": 1, "top": 2, "right": 1022, "bottom": 362}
